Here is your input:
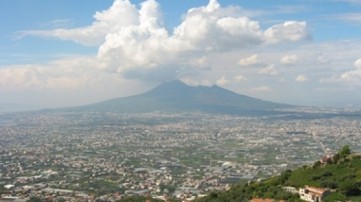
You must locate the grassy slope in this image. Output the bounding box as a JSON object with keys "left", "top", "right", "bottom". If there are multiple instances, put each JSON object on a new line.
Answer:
{"left": 196, "top": 147, "right": 361, "bottom": 202}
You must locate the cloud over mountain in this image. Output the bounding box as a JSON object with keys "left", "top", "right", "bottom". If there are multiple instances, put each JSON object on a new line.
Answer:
{"left": 3, "top": 0, "right": 361, "bottom": 108}
{"left": 19, "top": 0, "right": 309, "bottom": 81}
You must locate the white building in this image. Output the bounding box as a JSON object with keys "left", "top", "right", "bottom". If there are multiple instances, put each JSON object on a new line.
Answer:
{"left": 299, "top": 186, "right": 329, "bottom": 202}
{"left": 282, "top": 186, "right": 298, "bottom": 194}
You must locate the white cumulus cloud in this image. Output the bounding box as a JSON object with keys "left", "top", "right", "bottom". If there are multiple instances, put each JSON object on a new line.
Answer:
{"left": 264, "top": 21, "right": 309, "bottom": 44}
{"left": 216, "top": 76, "right": 229, "bottom": 86}
{"left": 238, "top": 54, "right": 262, "bottom": 66}
{"left": 0, "top": 57, "right": 120, "bottom": 91}
{"left": 258, "top": 65, "right": 279, "bottom": 75}
{"left": 340, "top": 58, "right": 361, "bottom": 83}
{"left": 19, "top": 0, "right": 140, "bottom": 46}
{"left": 180, "top": 77, "right": 212, "bottom": 87}
{"left": 234, "top": 75, "right": 248, "bottom": 82}
{"left": 295, "top": 74, "right": 308, "bottom": 82}
{"left": 280, "top": 54, "right": 299, "bottom": 65}
{"left": 17, "top": 0, "right": 309, "bottom": 82}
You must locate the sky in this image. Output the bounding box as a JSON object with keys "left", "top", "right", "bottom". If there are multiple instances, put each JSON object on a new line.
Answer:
{"left": 1, "top": 0, "right": 361, "bottom": 111}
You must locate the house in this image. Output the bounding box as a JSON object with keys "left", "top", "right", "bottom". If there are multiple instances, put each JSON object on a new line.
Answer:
{"left": 0, "top": 196, "right": 26, "bottom": 202}
{"left": 319, "top": 155, "right": 332, "bottom": 164}
{"left": 299, "top": 186, "right": 329, "bottom": 202}
{"left": 283, "top": 186, "right": 299, "bottom": 194}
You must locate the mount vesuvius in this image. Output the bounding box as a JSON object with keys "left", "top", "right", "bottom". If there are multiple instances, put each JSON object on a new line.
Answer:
{"left": 73, "top": 80, "right": 291, "bottom": 115}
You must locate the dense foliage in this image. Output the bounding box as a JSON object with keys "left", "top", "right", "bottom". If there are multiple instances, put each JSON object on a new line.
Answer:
{"left": 117, "top": 196, "right": 163, "bottom": 202}
{"left": 117, "top": 196, "right": 181, "bottom": 202}
{"left": 27, "top": 197, "right": 42, "bottom": 202}
{"left": 196, "top": 146, "right": 361, "bottom": 202}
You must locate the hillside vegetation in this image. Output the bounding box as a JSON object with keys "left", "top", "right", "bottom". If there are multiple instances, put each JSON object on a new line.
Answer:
{"left": 195, "top": 146, "right": 361, "bottom": 202}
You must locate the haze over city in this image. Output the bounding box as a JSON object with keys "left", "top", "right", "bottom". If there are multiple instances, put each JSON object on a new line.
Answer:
{"left": 2, "top": 1, "right": 361, "bottom": 201}
{"left": 1, "top": 0, "right": 361, "bottom": 111}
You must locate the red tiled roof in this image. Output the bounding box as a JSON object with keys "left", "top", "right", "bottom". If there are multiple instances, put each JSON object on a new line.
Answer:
{"left": 305, "top": 186, "right": 328, "bottom": 195}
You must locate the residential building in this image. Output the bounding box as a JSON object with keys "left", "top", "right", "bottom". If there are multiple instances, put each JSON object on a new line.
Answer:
{"left": 299, "top": 186, "right": 329, "bottom": 202}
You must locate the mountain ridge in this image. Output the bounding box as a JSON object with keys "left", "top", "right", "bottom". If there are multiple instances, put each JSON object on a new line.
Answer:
{"left": 75, "top": 80, "right": 291, "bottom": 115}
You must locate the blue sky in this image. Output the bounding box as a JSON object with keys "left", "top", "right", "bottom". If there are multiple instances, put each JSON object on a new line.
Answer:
{"left": 1, "top": 0, "right": 361, "bottom": 62}
{"left": 1, "top": 0, "right": 361, "bottom": 111}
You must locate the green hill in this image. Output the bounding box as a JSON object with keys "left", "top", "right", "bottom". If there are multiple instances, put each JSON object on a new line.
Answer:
{"left": 196, "top": 146, "right": 361, "bottom": 202}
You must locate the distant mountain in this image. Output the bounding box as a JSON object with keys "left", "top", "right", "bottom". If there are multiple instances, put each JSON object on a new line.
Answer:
{"left": 76, "top": 80, "right": 291, "bottom": 115}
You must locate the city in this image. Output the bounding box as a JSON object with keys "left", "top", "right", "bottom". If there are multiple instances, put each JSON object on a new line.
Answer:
{"left": 2, "top": 0, "right": 361, "bottom": 201}
{"left": 1, "top": 110, "right": 360, "bottom": 201}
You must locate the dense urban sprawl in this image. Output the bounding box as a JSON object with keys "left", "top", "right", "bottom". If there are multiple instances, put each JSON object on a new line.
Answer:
{"left": 0, "top": 110, "right": 361, "bottom": 201}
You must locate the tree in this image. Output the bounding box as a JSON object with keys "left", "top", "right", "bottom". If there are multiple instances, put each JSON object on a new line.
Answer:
{"left": 323, "top": 192, "right": 347, "bottom": 202}
{"left": 332, "top": 153, "right": 340, "bottom": 163}
{"left": 27, "top": 197, "right": 42, "bottom": 202}
{"left": 209, "top": 192, "right": 218, "bottom": 199}
{"left": 339, "top": 145, "right": 351, "bottom": 158}
{"left": 118, "top": 196, "right": 164, "bottom": 202}
{"left": 339, "top": 181, "right": 358, "bottom": 195}
{"left": 313, "top": 161, "right": 321, "bottom": 168}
